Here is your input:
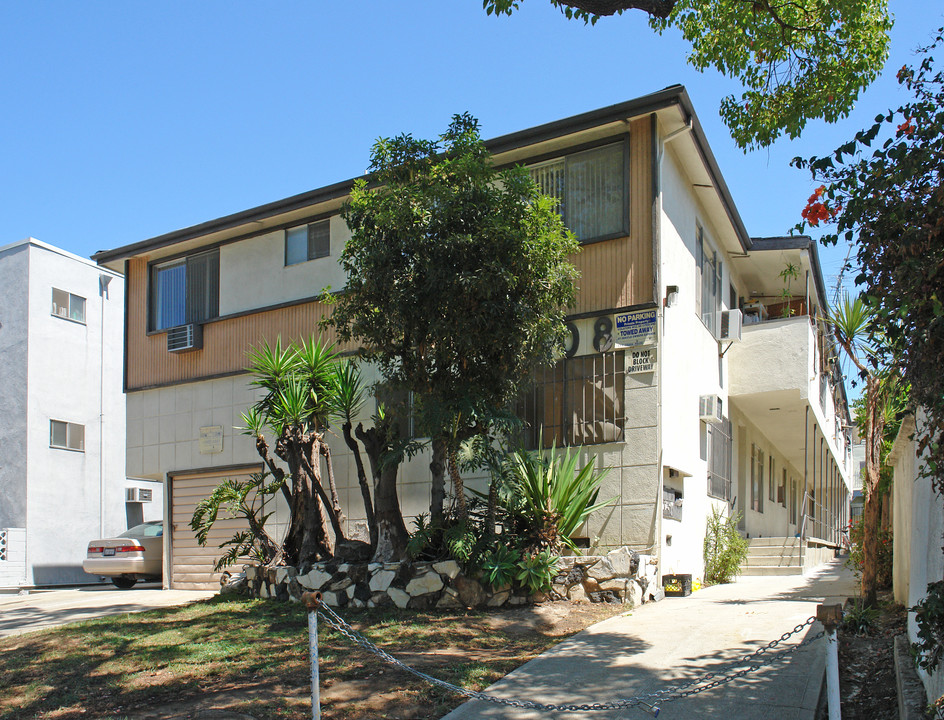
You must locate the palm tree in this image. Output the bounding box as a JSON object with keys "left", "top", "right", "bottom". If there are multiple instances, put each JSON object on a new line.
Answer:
{"left": 828, "top": 294, "right": 897, "bottom": 607}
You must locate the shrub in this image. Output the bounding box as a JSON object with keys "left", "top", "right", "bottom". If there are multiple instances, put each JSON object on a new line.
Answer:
{"left": 703, "top": 508, "right": 748, "bottom": 585}
{"left": 912, "top": 580, "right": 944, "bottom": 673}
{"left": 842, "top": 598, "right": 879, "bottom": 636}
{"left": 515, "top": 550, "right": 559, "bottom": 595}
{"left": 480, "top": 545, "right": 520, "bottom": 589}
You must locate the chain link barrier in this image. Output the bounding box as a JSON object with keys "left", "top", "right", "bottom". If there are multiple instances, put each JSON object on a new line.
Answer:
{"left": 316, "top": 603, "right": 825, "bottom": 714}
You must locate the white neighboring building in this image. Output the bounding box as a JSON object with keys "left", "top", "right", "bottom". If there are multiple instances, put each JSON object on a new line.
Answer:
{"left": 0, "top": 238, "right": 136, "bottom": 587}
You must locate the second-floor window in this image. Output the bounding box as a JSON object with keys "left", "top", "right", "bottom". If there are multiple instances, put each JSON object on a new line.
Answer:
{"left": 285, "top": 220, "right": 330, "bottom": 266}
{"left": 149, "top": 249, "right": 219, "bottom": 331}
{"left": 528, "top": 141, "right": 628, "bottom": 244}
{"left": 51, "top": 288, "right": 85, "bottom": 323}
{"left": 695, "top": 225, "right": 722, "bottom": 336}
{"left": 50, "top": 419, "right": 84, "bottom": 451}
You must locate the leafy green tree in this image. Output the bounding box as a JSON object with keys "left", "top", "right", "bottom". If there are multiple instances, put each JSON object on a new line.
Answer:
{"left": 794, "top": 29, "right": 944, "bottom": 601}
{"left": 330, "top": 113, "right": 579, "bottom": 529}
{"left": 484, "top": 0, "right": 891, "bottom": 149}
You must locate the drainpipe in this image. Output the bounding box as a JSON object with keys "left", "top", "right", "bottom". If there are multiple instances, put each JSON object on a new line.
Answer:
{"left": 99, "top": 274, "right": 113, "bottom": 537}
{"left": 803, "top": 406, "right": 809, "bottom": 537}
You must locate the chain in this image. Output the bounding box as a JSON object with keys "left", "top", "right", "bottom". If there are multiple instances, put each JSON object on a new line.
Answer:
{"left": 316, "top": 604, "right": 824, "bottom": 713}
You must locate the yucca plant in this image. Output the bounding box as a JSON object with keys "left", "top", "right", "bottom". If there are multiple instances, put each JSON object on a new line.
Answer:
{"left": 506, "top": 442, "right": 614, "bottom": 553}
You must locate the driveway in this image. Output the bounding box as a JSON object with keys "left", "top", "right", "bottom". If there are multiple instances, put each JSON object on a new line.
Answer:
{"left": 0, "top": 583, "right": 217, "bottom": 637}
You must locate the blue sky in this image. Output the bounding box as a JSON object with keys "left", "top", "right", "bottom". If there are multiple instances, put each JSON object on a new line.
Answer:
{"left": 0, "top": 1, "right": 935, "bottom": 298}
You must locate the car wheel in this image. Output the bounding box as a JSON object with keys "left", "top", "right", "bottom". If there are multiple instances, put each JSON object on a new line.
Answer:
{"left": 112, "top": 576, "right": 136, "bottom": 589}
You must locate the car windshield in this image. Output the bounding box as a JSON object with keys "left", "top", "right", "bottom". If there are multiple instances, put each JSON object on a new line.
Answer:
{"left": 119, "top": 521, "right": 163, "bottom": 538}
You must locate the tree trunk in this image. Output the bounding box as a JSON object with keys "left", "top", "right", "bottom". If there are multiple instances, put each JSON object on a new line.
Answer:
{"left": 343, "top": 421, "right": 377, "bottom": 549}
{"left": 321, "top": 443, "right": 346, "bottom": 528}
{"left": 430, "top": 435, "right": 448, "bottom": 527}
{"left": 448, "top": 444, "right": 467, "bottom": 522}
{"left": 356, "top": 422, "right": 408, "bottom": 562}
{"left": 300, "top": 439, "right": 346, "bottom": 547}
{"left": 861, "top": 375, "right": 886, "bottom": 608}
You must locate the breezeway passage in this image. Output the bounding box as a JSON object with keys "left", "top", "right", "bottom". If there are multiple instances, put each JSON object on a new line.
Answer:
{"left": 0, "top": 585, "right": 215, "bottom": 637}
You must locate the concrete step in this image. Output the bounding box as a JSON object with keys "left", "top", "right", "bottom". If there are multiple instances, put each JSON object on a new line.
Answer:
{"left": 747, "top": 536, "right": 801, "bottom": 547}
{"left": 739, "top": 565, "right": 804, "bottom": 576}
{"left": 745, "top": 555, "right": 803, "bottom": 567}
{"left": 747, "top": 545, "right": 806, "bottom": 557}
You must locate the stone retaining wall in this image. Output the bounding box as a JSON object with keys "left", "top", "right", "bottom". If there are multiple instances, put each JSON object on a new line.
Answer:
{"left": 242, "top": 547, "right": 664, "bottom": 609}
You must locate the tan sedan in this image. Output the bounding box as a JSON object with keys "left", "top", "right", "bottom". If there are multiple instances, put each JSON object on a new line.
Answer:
{"left": 82, "top": 521, "right": 163, "bottom": 589}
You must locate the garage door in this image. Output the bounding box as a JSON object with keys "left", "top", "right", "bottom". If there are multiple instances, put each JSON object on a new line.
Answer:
{"left": 170, "top": 468, "right": 261, "bottom": 590}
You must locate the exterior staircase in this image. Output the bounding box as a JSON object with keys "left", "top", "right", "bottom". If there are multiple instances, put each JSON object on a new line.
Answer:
{"left": 740, "top": 536, "right": 805, "bottom": 576}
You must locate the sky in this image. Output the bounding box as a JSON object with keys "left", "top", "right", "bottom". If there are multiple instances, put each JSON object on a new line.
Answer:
{"left": 0, "top": 2, "right": 936, "bottom": 298}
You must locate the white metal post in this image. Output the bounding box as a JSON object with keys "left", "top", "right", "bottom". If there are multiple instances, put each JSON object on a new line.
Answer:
{"left": 303, "top": 591, "right": 323, "bottom": 720}
{"left": 817, "top": 603, "right": 843, "bottom": 720}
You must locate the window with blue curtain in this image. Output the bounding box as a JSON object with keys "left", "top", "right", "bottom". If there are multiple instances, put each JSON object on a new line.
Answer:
{"left": 149, "top": 250, "right": 219, "bottom": 331}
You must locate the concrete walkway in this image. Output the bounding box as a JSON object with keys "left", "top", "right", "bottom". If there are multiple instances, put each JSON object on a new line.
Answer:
{"left": 444, "top": 558, "right": 857, "bottom": 720}
{"left": 0, "top": 584, "right": 217, "bottom": 637}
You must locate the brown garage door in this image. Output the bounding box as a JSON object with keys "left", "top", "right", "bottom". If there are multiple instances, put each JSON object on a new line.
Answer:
{"left": 170, "top": 468, "right": 261, "bottom": 590}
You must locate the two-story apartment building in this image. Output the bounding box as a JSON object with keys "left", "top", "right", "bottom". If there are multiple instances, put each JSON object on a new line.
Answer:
{"left": 0, "top": 238, "right": 145, "bottom": 587}
{"left": 93, "top": 86, "right": 853, "bottom": 590}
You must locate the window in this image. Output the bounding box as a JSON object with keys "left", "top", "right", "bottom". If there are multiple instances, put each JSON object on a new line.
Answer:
{"left": 695, "top": 226, "right": 722, "bottom": 335}
{"left": 528, "top": 142, "right": 627, "bottom": 243}
{"left": 51, "top": 288, "right": 85, "bottom": 323}
{"left": 750, "top": 444, "right": 765, "bottom": 512}
{"left": 780, "top": 468, "right": 788, "bottom": 506}
{"left": 518, "top": 351, "right": 625, "bottom": 449}
{"left": 768, "top": 456, "right": 776, "bottom": 502}
{"left": 707, "top": 416, "right": 733, "bottom": 500}
{"left": 50, "top": 420, "right": 84, "bottom": 451}
{"left": 148, "top": 249, "right": 219, "bottom": 331}
{"left": 285, "top": 220, "right": 330, "bottom": 265}
{"left": 789, "top": 477, "right": 798, "bottom": 524}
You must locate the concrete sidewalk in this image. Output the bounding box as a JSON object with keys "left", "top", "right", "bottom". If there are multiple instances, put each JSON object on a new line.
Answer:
{"left": 0, "top": 584, "right": 217, "bottom": 637}
{"left": 443, "top": 558, "right": 857, "bottom": 720}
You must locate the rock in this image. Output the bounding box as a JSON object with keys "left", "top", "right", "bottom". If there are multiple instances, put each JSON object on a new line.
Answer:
{"left": 569, "top": 584, "right": 588, "bottom": 603}
{"left": 626, "top": 580, "right": 643, "bottom": 607}
{"left": 322, "top": 590, "right": 348, "bottom": 608}
{"left": 408, "top": 594, "right": 437, "bottom": 610}
{"left": 649, "top": 587, "right": 665, "bottom": 603}
{"left": 259, "top": 583, "right": 269, "bottom": 599}
{"left": 350, "top": 598, "right": 365, "bottom": 609}
{"left": 275, "top": 566, "right": 297, "bottom": 585}
{"left": 437, "top": 593, "right": 462, "bottom": 609}
{"left": 582, "top": 578, "right": 602, "bottom": 594}
{"left": 507, "top": 595, "right": 529, "bottom": 606}
{"left": 388, "top": 587, "right": 411, "bottom": 609}
{"left": 369, "top": 570, "right": 396, "bottom": 593}
{"left": 353, "top": 584, "right": 372, "bottom": 602}
{"left": 329, "top": 577, "right": 353, "bottom": 592}
{"left": 454, "top": 575, "right": 486, "bottom": 608}
{"left": 370, "top": 592, "right": 392, "bottom": 607}
{"left": 298, "top": 568, "right": 333, "bottom": 591}
{"left": 346, "top": 584, "right": 357, "bottom": 598}
{"left": 245, "top": 565, "right": 257, "bottom": 581}
{"left": 487, "top": 591, "right": 510, "bottom": 607}
{"left": 335, "top": 540, "right": 373, "bottom": 563}
{"left": 220, "top": 572, "right": 248, "bottom": 596}
{"left": 599, "top": 579, "right": 627, "bottom": 593}
{"left": 406, "top": 572, "right": 444, "bottom": 596}
{"left": 432, "top": 560, "right": 461, "bottom": 579}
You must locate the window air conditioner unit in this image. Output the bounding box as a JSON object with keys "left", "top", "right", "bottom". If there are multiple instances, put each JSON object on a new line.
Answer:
{"left": 138, "top": 488, "right": 153, "bottom": 502}
{"left": 718, "top": 309, "right": 743, "bottom": 342}
{"left": 699, "top": 394, "right": 724, "bottom": 424}
{"left": 125, "top": 488, "right": 137, "bottom": 502}
{"left": 167, "top": 324, "right": 202, "bottom": 353}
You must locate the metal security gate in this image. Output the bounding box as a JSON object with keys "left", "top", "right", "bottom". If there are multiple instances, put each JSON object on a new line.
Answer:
{"left": 168, "top": 467, "right": 261, "bottom": 590}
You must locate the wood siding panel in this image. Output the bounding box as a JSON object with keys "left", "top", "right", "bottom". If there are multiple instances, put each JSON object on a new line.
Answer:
{"left": 127, "top": 118, "right": 653, "bottom": 389}
{"left": 571, "top": 117, "right": 653, "bottom": 316}
{"left": 126, "top": 258, "right": 356, "bottom": 391}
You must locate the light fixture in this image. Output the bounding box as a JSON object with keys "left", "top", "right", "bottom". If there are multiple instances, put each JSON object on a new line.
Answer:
{"left": 664, "top": 285, "right": 679, "bottom": 308}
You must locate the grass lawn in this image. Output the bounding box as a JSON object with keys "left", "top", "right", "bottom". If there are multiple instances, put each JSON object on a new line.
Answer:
{"left": 0, "top": 595, "right": 624, "bottom": 719}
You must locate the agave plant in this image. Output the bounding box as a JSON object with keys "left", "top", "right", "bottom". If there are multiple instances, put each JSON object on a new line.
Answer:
{"left": 506, "top": 442, "right": 614, "bottom": 553}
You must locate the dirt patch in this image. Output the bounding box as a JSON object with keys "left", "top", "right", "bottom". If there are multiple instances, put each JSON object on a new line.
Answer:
{"left": 838, "top": 590, "right": 908, "bottom": 720}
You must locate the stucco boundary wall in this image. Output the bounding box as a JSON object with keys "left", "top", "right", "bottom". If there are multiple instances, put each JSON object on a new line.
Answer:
{"left": 243, "top": 547, "right": 664, "bottom": 610}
